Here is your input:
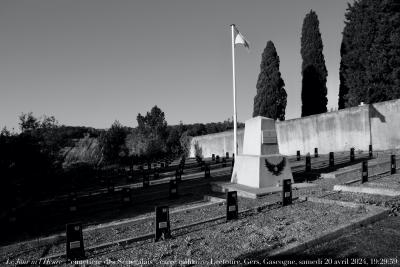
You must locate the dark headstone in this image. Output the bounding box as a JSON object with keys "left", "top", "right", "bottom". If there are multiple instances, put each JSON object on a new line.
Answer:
{"left": 69, "top": 196, "right": 78, "bottom": 213}
{"left": 350, "top": 148, "right": 355, "bottom": 162}
{"left": 161, "top": 162, "right": 165, "bottom": 168}
{"left": 226, "top": 191, "right": 238, "bottom": 221}
{"left": 296, "top": 150, "right": 301, "bottom": 161}
{"left": 66, "top": 222, "right": 85, "bottom": 261}
{"left": 362, "top": 161, "right": 368, "bottom": 183}
{"left": 121, "top": 188, "right": 132, "bottom": 204}
{"left": 128, "top": 166, "right": 134, "bottom": 182}
{"left": 154, "top": 206, "right": 171, "bottom": 242}
{"left": 391, "top": 155, "right": 396, "bottom": 174}
{"left": 153, "top": 170, "right": 160, "bottom": 180}
{"left": 222, "top": 157, "right": 227, "bottom": 167}
{"left": 305, "top": 154, "right": 311, "bottom": 172}
{"left": 314, "top": 148, "right": 318, "bottom": 158}
{"left": 329, "top": 152, "right": 334, "bottom": 168}
{"left": 216, "top": 155, "right": 220, "bottom": 163}
{"left": 143, "top": 173, "right": 150, "bottom": 188}
{"left": 204, "top": 164, "right": 211, "bottom": 178}
{"left": 282, "top": 179, "right": 292, "bottom": 206}
{"left": 226, "top": 152, "right": 229, "bottom": 159}
{"left": 169, "top": 180, "right": 178, "bottom": 199}
{"left": 212, "top": 154, "right": 215, "bottom": 161}
{"left": 175, "top": 168, "right": 182, "bottom": 181}
{"left": 369, "top": 144, "right": 373, "bottom": 158}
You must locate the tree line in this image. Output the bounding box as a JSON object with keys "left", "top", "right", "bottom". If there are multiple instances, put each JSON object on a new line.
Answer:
{"left": 254, "top": 0, "right": 400, "bottom": 120}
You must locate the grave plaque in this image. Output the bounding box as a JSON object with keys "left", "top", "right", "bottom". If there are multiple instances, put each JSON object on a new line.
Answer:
{"left": 204, "top": 164, "right": 211, "bottom": 178}
{"left": 369, "top": 145, "right": 373, "bottom": 158}
{"left": 154, "top": 206, "right": 171, "bottom": 242}
{"left": 121, "top": 188, "right": 132, "bottom": 204}
{"left": 143, "top": 173, "right": 150, "bottom": 188}
{"left": 350, "top": 148, "right": 355, "bottom": 162}
{"left": 329, "top": 152, "right": 334, "bottom": 168}
{"left": 212, "top": 154, "right": 215, "bottom": 161}
{"left": 66, "top": 222, "right": 85, "bottom": 261}
{"left": 128, "top": 166, "right": 134, "bottom": 182}
{"left": 391, "top": 155, "right": 396, "bottom": 174}
{"left": 175, "top": 168, "right": 182, "bottom": 181}
{"left": 69, "top": 196, "right": 78, "bottom": 213}
{"left": 169, "top": 180, "right": 178, "bottom": 199}
{"left": 314, "top": 148, "right": 318, "bottom": 158}
{"left": 226, "top": 152, "right": 229, "bottom": 159}
{"left": 226, "top": 191, "right": 238, "bottom": 221}
{"left": 362, "top": 161, "right": 368, "bottom": 183}
{"left": 282, "top": 179, "right": 292, "bottom": 206}
{"left": 222, "top": 157, "right": 227, "bottom": 167}
{"left": 153, "top": 170, "right": 160, "bottom": 180}
{"left": 296, "top": 150, "right": 301, "bottom": 161}
{"left": 305, "top": 154, "right": 311, "bottom": 172}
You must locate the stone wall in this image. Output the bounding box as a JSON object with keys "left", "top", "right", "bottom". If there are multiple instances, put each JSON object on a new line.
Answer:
{"left": 189, "top": 98, "right": 400, "bottom": 157}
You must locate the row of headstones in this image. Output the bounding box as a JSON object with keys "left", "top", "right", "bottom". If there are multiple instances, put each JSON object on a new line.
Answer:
{"left": 360, "top": 154, "right": 397, "bottom": 183}
{"left": 66, "top": 161, "right": 212, "bottom": 213}
{"left": 65, "top": 179, "right": 293, "bottom": 261}
{"left": 296, "top": 145, "right": 374, "bottom": 161}
{"left": 299, "top": 146, "right": 374, "bottom": 172}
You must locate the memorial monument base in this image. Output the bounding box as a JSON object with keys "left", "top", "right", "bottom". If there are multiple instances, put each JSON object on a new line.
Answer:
{"left": 231, "top": 154, "right": 293, "bottom": 189}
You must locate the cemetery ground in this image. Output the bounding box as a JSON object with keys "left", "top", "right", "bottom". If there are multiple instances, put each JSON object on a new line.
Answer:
{"left": 1, "top": 151, "right": 400, "bottom": 266}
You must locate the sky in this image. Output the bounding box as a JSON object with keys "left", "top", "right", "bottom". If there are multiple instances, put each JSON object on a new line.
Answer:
{"left": 0, "top": 0, "right": 352, "bottom": 131}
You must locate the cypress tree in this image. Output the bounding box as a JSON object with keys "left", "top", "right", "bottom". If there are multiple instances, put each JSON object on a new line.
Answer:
{"left": 300, "top": 10, "right": 328, "bottom": 117}
{"left": 253, "top": 41, "right": 287, "bottom": 120}
{"left": 340, "top": 0, "right": 400, "bottom": 107}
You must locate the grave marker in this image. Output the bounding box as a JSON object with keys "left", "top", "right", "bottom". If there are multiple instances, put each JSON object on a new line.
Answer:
{"left": 305, "top": 154, "right": 311, "bottom": 172}
{"left": 121, "top": 188, "right": 132, "bottom": 204}
{"left": 226, "top": 191, "right": 238, "bottom": 221}
{"left": 362, "top": 161, "right": 368, "bottom": 183}
{"left": 350, "top": 148, "right": 355, "bottom": 162}
{"left": 205, "top": 164, "right": 211, "bottom": 178}
{"left": 175, "top": 168, "right": 182, "bottom": 181}
{"left": 226, "top": 152, "right": 229, "bottom": 159}
{"left": 169, "top": 180, "right": 178, "bottom": 199}
{"left": 69, "top": 195, "right": 78, "bottom": 213}
{"left": 314, "top": 148, "right": 318, "bottom": 158}
{"left": 222, "top": 157, "right": 227, "bottom": 167}
{"left": 143, "top": 173, "right": 150, "bottom": 188}
{"left": 66, "top": 222, "right": 85, "bottom": 261}
{"left": 391, "top": 155, "right": 396, "bottom": 174}
{"left": 216, "top": 155, "right": 220, "bottom": 163}
{"left": 128, "top": 166, "right": 134, "bottom": 182}
{"left": 282, "top": 179, "right": 292, "bottom": 206}
{"left": 369, "top": 145, "right": 373, "bottom": 158}
{"left": 153, "top": 170, "right": 160, "bottom": 180}
{"left": 296, "top": 150, "right": 301, "bottom": 161}
{"left": 212, "top": 154, "right": 215, "bottom": 161}
{"left": 154, "top": 206, "right": 171, "bottom": 242}
{"left": 329, "top": 152, "right": 334, "bottom": 169}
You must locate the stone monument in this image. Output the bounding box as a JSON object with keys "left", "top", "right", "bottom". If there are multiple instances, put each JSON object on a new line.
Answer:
{"left": 231, "top": 116, "right": 293, "bottom": 188}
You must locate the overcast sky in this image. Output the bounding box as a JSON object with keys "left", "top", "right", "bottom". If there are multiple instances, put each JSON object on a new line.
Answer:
{"left": 0, "top": 0, "right": 352, "bottom": 131}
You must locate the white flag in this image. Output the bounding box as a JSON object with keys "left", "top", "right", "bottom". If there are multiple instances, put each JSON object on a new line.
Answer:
{"left": 233, "top": 25, "right": 250, "bottom": 51}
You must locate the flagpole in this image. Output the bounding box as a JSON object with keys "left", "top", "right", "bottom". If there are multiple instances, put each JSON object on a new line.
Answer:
{"left": 231, "top": 24, "right": 238, "bottom": 156}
